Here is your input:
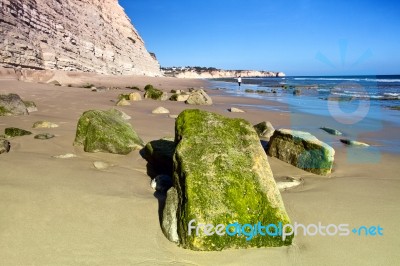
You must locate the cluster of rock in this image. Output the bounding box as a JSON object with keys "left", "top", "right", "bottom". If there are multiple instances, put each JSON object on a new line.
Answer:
{"left": 116, "top": 85, "right": 213, "bottom": 106}
{"left": 0, "top": 0, "right": 161, "bottom": 76}
{"left": 162, "top": 67, "right": 285, "bottom": 78}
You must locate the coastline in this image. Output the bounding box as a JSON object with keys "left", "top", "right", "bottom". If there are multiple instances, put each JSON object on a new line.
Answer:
{"left": 0, "top": 75, "right": 399, "bottom": 265}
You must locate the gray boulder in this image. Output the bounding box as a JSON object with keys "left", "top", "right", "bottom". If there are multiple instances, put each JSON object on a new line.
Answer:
{"left": 23, "top": 101, "right": 38, "bottom": 113}
{"left": 0, "top": 93, "right": 28, "bottom": 116}
{"left": 74, "top": 109, "right": 144, "bottom": 154}
{"left": 0, "top": 139, "right": 11, "bottom": 154}
{"left": 267, "top": 129, "right": 335, "bottom": 175}
{"left": 162, "top": 187, "right": 179, "bottom": 243}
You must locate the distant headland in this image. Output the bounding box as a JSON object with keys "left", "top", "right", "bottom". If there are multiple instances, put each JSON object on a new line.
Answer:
{"left": 162, "top": 66, "right": 285, "bottom": 79}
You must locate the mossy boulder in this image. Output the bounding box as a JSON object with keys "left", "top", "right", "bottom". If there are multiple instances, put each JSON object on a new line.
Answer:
{"left": 267, "top": 129, "right": 335, "bottom": 175}
{"left": 0, "top": 93, "right": 28, "bottom": 116}
{"left": 74, "top": 109, "right": 144, "bottom": 154}
{"left": 166, "top": 109, "right": 292, "bottom": 251}
{"left": 144, "top": 84, "right": 168, "bottom": 100}
{"left": 142, "top": 138, "right": 175, "bottom": 175}
{"left": 5, "top": 127, "right": 32, "bottom": 137}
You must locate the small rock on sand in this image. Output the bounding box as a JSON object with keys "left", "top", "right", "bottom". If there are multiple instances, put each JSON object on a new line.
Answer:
{"left": 229, "top": 107, "right": 245, "bottom": 113}
{"left": 33, "top": 121, "right": 59, "bottom": 128}
{"left": 34, "top": 133, "right": 55, "bottom": 140}
{"left": 53, "top": 153, "right": 77, "bottom": 159}
{"left": 152, "top": 106, "right": 170, "bottom": 114}
{"left": 93, "top": 161, "right": 111, "bottom": 170}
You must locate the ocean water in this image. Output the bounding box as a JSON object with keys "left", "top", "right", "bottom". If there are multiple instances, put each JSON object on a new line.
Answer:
{"left": 209, "top": 75, "right": 400, "bottom": 154}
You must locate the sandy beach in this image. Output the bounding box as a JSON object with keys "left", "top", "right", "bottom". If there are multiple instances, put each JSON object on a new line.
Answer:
{"left": 0, "top": 73, "right": 399, "bottom": 265}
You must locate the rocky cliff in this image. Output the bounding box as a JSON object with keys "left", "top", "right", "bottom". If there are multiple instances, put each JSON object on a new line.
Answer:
{"left": 0, "top": 0, "right": 161, "bottom": 76}
{"left": 162, "top": 67, "right": 285, "bottom": 78}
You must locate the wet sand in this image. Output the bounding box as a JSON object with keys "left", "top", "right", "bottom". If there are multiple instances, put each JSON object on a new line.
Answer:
{"left": 0, "top": 73, "right": 399, "bottom": 265}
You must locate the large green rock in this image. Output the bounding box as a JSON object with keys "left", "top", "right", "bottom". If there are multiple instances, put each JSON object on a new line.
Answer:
{"left": 267, "top": 129, "right": 335, "bottom": 175}
{"left": 74, "top": 109, "right": 144, "bottom": 154}
{"left": 167, "top": 109, "right": 292, "bottom": 251}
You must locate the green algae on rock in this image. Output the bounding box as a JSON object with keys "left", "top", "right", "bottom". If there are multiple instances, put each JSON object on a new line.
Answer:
{"left": 267, "top": 129, "right": 335, "bottom": 175}
{"left": 5, "top": 127, "right": 32, "bottom": 137}
{"left": 74, "top": 109, "right": 144, "bottom": 154}
{"left": 165, "top": 109, "right": 292, "bottom": 251}
{"left": 144, "top": 84, "right": 168, "bottom": 100}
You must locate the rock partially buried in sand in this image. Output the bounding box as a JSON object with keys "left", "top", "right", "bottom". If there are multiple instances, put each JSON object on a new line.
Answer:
{"left": 0, "top": 93, "right": 28, "bottom": 116}
{"left": 320, "top": 127, "right": 343, "bottom": 136}
{"left": 23, "top": 101, "right": 38, "bottom": 113}
{"left": 162, "top": 187, "right": 179, "bottom": 243}
{"left": 276, "top": 176, "right": 304, "bottom": 191}
{"left": 53, "top": 153, "right": 77, "bottom": 159}
{"left": 116, "top": 98, "right": 131, "bottom": 106}
{"left": 33, "top": 121, "right": 59, "bottom": 129}
{"left": 267, "top": 129, "right": 335, "bottom": 175}
{"left": 169, "top": 114, "right": 178, "bottom": 119}
{"left": 34, "top": 133, "right": 55, "bottom": 140}
{"left": 5, "top": 127, "right": 32, "bottom": 137}
{"left": 185, "top": 89, "right": 212, "bottom": 105}
{"left": 93, "top": 161, "right": 111, "bottom": 170}
{"left": 129, "top": 92, "right": 142, "bottom": 101}
{"left": 229, "top": 107, "right": 245, "bottom": 113}
{"left": 152, "top": 106, "right": 170, "bottom": 114}
{"left": 74, "top": 109, "right": 144, "bottom": 154}
{"left": 254, "top": 121, "right": 275, "bottom": 139}
{"left": 170, "top": 93, "right": 190, "bottom": 102}
{"left": 0, "top": 139, "right": 11, "bottom": 154}
{"left": 163, "top": 109, "right": 292, "bottom": 250}
{"left": 340, "top": 139, "right": 369, "bottom": 147}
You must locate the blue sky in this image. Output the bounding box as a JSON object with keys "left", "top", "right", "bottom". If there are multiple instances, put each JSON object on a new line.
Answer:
{"left": 119, "top": 0, "right": 400, "bottom": 76}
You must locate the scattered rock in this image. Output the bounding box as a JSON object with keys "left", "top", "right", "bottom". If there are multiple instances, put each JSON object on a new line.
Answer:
{"left": 169, "top": 93, "right": 190, "bottom": 102}
{"left": 142, "top": 138, "right": 175, "bottom": 175}
{"left": 53, "top": 153, "right": 77, "bottom": 159}
{"left": 267, "top": 129, "right": 335, "bottom": 175}
{"left": 320, "top": 127, "right": 343, "bottom": 136}
{"left": 33, "top": 121, "right": 59, "bottom": 129}
{"left": 74, "top": 109, "right": 144, "bottom": 154}
{"left": 0, "top": 93, "right": 28, "bottom": 116}
{"left": 254, "top": 121, "right": 275, "bottom": 139}
{"left": 185, "top": 89, "right": 213, "bottom": 105}
{"left": 129, "top": 92, "right": 142, "bottom": 101}
{"left": 144, "top": 84, "right": 168, "bottom": 100}
{"left": 340, "top": 139, "right": 369, "bottom": 147}
{"left": 161, "top": 187, "right": 179, "bottom": 243}
{"left": 164, "top": 109, "right": 292, "bottom": 250}
{"left": 0, "top": 139, "right": 11, "bottom": 154}
{"left": 93, "top": 161, "right": 111, "bottom": 170}
{"left": 23, "top": 101, "right": 38, "bottom": 113}
{"left": 275, "top": 176, "right": 304, "bottom": 191}
{"left": 293, "top": 88, "right": 301, "bottom": 95}
{"left": 34, "top": 133, "right": 55, "bottom": 140}
{"left": 108, "top": 108, "right": 131, "bottom": 120}
{"left": 229, "top": 107, "right": 245, "bottom": 113}
{"left": 5, "top": 127, "right": 32, "bottom": 137}
{"left": 150, "top": 175, "right": 173, "bottom": 192}
{"left": 116, "top": 98, "right": 131, "bottom": 106}
{"left": 152, "top": 106, "right": 170, "bottom": 114}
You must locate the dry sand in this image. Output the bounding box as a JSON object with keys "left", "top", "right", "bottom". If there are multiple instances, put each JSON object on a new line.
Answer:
{"left": 0, "top": 73, "right": 399, "bottom": 265}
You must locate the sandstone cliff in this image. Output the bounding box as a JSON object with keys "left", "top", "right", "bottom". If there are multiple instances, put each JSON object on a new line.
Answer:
{"left": 162, "top": 67, "right": 285, "bottom": 78}
{"left": 0, "top": 0, "right": 161, "bottom": 76}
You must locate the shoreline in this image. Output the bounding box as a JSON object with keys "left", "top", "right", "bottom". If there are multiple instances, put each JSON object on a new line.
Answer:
{"left": 0, "top": 75, "right": 399, "bottom": 265}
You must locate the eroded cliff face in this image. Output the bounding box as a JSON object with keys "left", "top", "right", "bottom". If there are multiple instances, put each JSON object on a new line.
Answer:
{"left": 0, "top": 0, "right": 161, "bottom": 76}
{"left": 163, "top": 68, "right": 285, "bottom": 79}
